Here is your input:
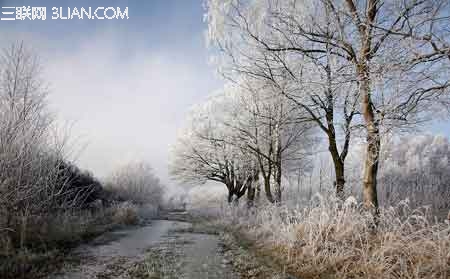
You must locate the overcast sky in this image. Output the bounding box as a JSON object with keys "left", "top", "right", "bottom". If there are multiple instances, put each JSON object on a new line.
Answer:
{"left": 0, "top": 0, "right": 448, "bottom": 187}
{"left": 0, "top": 0, "right": 224, "bottom": 186}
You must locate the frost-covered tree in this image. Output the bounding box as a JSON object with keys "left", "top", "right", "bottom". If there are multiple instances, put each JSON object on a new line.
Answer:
{"left": 379, "top": 134, "right": 450, "bottom": 213}
{"left": 106, "top": 161, "right": 164, "bottom": 206}
{"left": 222, "top": 80, "right": 315, "bottom": 203}
{"left": 206, "top": 0, "right": 362, "bottom": 200}
{"left": 205, "top": 0, "right": 450, "bottom": 209}
{"left": 0, "top": 42, "right": 75, "bottom": 251}
{"left": 170, "top": 93, "right": 256, "bottom": 203}
{"left": 344, "top": 134, "right": 450, "bottom": 215}
{"left": 171, "top": 80, "right": 314, "bottom": 204}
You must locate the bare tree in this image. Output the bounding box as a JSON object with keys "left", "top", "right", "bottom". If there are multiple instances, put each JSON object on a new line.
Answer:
{"left": 206, "top": 0, "right": 450, "bottom": 210}
{"left": 379, "top": 134, "right": 450, "bottom": 214}
{"left": 0, "top": 42, "right": 54, "bottom": 251}
{"left": 106, "top": 161, "right": 164, "bottom": 206}
{"left": 170, "top": 93, "right": 257, "bottom": 204}
{"left": 206, "top": 0, "right": 361, "bottom": 200}
{"left": 223, "top": 79, "right": 315, "bottom": 204}
{"left": 0, "top": 42, "right": 88, "bottom": 252}
{"left": 170, "top": 80, "right": 314, "bottom": 205}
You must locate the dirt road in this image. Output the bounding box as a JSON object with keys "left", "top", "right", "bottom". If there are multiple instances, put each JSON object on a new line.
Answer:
{"left": 46, "top": 214, "right": 238, "bottom": 279}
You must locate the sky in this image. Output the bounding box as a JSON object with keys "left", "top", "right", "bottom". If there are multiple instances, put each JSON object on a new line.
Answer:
{"left": 0, "top": 0, "right": 448, "bottom": 189}
{"left": 0, "top": 0, "right": 224, "bottom": 186}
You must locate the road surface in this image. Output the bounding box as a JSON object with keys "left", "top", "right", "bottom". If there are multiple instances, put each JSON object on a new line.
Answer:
{"left": 47, "top": 216, "right": 238, "bottom": 279}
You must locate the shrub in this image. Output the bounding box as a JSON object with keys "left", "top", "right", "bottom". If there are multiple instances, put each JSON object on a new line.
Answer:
{"left": 105, "top": 161, "right": 164, "bottom": 208}
{"left": 111, "top": 202, "right": 139, "bottom": 225}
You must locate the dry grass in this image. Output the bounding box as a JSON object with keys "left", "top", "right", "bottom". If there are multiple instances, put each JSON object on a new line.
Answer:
{"left": 213, "top": 195, "right": 450, "bottom": 279}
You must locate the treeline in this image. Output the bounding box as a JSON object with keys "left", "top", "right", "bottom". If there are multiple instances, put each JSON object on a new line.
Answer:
{"left": 171, "top": 0, "right": 450, "bottom": 215}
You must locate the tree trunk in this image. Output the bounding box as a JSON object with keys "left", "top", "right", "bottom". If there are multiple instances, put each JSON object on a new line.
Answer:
{"left": 234, "top": 179, "right": 247, "bottom": 201}
{"left": 359, "top": 65, "right": 380, "bottom": 211}
{"left": 328, "top": 134, "right": 346, "bottom": 199}
{"left": 247, "top": 184, "right": 255, "bottom": 208}
{"left": 362, "top": 127, "right": 380, "bottom": 209}
{"left": 255, "top": 178, "right": 261, "bottom": 202}
{"left": 274, "top": 161, "right": 282, "bottom": 204}
{"left": 324, "top": 53, "right": 347, "bottom": 200}
{"left": 227, "top": 190, "right": 234, "bottom": 204}
{"left": 334, "top": 159, "right": 345, "bottom": 200}
{"left": 346, "top": 0, "right": 380, "bottom": 212}
{"left": 247, "top": 171, "right": 259, "bottom": 208}
{"left": 274, "top": 126, "right": 282, "bottom": 204}
{"left": 263, "top": 176, "right": 274, "bottom": 203}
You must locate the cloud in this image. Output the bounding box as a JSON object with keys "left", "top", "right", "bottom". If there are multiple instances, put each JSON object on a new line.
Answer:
{"left": 1, "top": 30, "right": 222, "bottom": 187}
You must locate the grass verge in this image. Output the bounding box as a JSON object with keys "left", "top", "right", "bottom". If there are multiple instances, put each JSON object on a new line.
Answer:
{"left": 194, "top": 196, "right": 450, "bottom": 279}
{"left": 0, "top": 202, "right": 141, "bottom": 279}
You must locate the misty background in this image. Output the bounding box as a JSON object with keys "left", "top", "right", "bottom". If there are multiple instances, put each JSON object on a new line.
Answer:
{"left": 0, "top": 0, "right": 447, "bottom": 190}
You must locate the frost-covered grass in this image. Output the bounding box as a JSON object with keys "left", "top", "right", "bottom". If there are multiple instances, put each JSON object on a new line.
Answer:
{"left": 200, "top": 195, "right": 450, "bottom": 279}
{"left": 0, "top": 201, "right": 149, "bottom": 279}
